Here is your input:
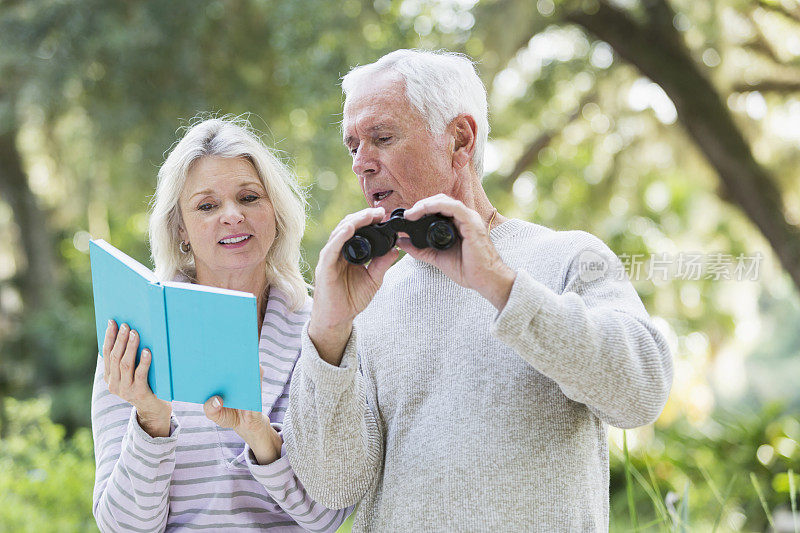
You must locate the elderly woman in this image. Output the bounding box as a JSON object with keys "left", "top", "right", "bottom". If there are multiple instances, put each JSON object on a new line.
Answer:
{"left": 91, "top": 117, "right": 349, "bottom": 532}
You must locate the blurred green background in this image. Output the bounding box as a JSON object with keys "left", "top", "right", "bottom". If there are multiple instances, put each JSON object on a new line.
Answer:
{"left": 1, "top": 0, "right": 799, "bottom": 531}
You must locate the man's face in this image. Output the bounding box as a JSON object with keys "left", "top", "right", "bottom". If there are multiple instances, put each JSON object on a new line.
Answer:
{"left": 342, "top": 73, "right": 457, "bottom": 215}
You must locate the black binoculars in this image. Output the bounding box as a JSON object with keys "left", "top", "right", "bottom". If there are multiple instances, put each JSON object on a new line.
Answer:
{"left": 341, "top": 208, "right": 459, "bottom": 265}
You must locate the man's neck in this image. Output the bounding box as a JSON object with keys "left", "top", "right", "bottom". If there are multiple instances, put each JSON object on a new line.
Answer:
{"left": 449, "top": 171, "right": 507, "bottom": 229}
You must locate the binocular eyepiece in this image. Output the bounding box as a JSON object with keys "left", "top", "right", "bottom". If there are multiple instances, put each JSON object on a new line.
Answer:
{"left": 342, "top": 208, "right": 459, "bottom": 265}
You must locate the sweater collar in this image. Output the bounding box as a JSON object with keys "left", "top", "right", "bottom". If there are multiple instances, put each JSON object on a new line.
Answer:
{"left": 257, "top": 287, "right": 311, "bottom": 413}
{"left": 399, "top": 218, "right": 529, "bottom": 268}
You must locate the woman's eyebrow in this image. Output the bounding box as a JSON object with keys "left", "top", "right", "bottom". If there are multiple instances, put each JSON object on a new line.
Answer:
{"left": 189, "top": 181, "right": 264, "bottom": 200}
{"left": 238, "top": 180, "right": 265, "bottom": 190}
{"left": 189, "top": 188, "right": 215, "bottom": 200}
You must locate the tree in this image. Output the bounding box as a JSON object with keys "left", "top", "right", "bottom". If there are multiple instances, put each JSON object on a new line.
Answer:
{"left": 472, "top": 0, "right": 800, "bottom": 290}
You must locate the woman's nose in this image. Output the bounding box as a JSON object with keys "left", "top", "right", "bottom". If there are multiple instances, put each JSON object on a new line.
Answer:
{"left": 219, "top": 202, "right": 244, "bottom": 225}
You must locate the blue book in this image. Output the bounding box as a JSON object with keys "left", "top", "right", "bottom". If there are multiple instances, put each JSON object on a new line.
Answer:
{"left": 89, "top": 239, "right": 261, "bottom": 411}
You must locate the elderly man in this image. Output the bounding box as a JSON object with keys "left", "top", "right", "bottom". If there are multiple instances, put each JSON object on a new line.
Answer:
{"left": 284, "top": 49, "right": 672, "bottom": 531}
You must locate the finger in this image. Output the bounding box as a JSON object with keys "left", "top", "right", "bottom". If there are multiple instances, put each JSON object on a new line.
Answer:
{"left": 366, "top": 246, "right": 400, "bottom": 282}
{"left": 318, "top": 221, "right": 371, "bottom": 269}
{"left": 395, "top": 237, "right": 440, "bottom": 264}
{"left": 119, "top": 329, "right": 140, "bottom": 391}
{"left": 102, "top": 320, "right": 117, "bottom": 382}
{"left": 203, "top": 396, "right": 238, "bottom": 428}
{"left": 408, "top": 198, "right": 486, "bottom": 240}
{"left": 325, "top": 208, "right": 385, "bottom": 246}
{"left": 108, "top": 323, "right": 130, "bottom": 390}
{"left": 403, "top": 194, "right": 464, "bottom": 221}
{"left": 338, "top": 207, "right": 386, "bottom": 230}
{"left": 134, "top": 348, "right": 153, "bottom": 395}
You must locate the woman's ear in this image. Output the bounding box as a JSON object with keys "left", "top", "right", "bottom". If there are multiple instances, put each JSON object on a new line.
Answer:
{"left": 450, "top": 114, "right": 477, "bottom": 171}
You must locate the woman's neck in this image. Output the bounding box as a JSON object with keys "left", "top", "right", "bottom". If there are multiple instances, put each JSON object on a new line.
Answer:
{"left": 195, "top": 266, "right": 270, "bottom": 326}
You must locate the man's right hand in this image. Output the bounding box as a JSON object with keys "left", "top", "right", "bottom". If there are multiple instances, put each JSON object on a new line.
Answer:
{"left": 309, "top": 207, "right": 399, "bottom": 366}
{"left": 103, "top": 320, "right": 172, "bottom": 437}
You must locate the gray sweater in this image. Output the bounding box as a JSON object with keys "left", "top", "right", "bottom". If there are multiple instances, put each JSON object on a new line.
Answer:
{"left": 284, "top": 219, "right": 672, "bottom": 531}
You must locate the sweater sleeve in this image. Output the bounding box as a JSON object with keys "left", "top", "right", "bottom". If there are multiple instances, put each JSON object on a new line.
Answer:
{"left": 244, "top": 428, "right": 353, "bottom": 532}
{"left": 491, "top": 233, "right": 673, "bottom": 429}
{"left": 91, "top": 355, "right": 180, "bottom": 532}
{"left": 282, "top": 323, "right": 383, "bottom": 510}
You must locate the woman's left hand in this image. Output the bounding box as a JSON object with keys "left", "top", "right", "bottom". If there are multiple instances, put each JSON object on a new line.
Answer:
{"left": 203, "top": 391, "right": 283, "bottom": 465}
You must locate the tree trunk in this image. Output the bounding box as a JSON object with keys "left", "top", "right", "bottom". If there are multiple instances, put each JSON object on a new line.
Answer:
{"left": 0, "top": 124, "right": 58, "bottom": 312}
{"left": 565, "top": 0, "right": 800, "bottom": 291}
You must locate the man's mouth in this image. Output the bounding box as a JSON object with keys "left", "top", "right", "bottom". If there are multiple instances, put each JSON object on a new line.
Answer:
{"left": 218, "top": 234, "right": 252, "bottom": 245}
{"left": 373, "top": 190, "right": 393, "bottom": 203}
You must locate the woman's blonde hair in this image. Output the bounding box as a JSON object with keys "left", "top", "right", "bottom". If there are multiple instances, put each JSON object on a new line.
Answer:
{"left": 149, "top": 115, "right": 309, "bottom": 311}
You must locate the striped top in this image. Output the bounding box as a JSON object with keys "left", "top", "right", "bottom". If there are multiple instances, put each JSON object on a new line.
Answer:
{"left": 91, "top": 288, "right": 350, "bottom": 532}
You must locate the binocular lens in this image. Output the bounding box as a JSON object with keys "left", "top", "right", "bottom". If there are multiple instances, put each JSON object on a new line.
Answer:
{"left": 343, "top": 236, "right": 372, "bottom": 264}
{"left": 427, "top": 221, "right": 456, "bottom": 249}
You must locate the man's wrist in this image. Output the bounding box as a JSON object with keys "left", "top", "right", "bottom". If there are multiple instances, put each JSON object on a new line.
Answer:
{"left": 308, "top": 320, "right": 353, "bottom": 367}
{"left": 478, "top": 264, "right": 516, "bottom": 311}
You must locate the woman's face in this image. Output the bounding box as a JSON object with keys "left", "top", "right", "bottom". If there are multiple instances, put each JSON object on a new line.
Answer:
{"left": 178, "top": 156, "right": 276, "bottom": 282}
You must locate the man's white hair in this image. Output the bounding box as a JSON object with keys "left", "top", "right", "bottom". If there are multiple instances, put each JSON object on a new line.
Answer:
{"left": 342, "top": 49, "right": 489, "bottom": 177}
{"left": 149, "top": 115, "right": 309, "bottom": 311}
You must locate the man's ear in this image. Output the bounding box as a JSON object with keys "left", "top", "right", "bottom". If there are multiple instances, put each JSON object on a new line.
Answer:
{"left": 450, "top": 114, "right": 477, "bottom": 171}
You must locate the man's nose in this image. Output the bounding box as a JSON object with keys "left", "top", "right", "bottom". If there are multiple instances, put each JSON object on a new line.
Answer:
{"left": 220, "top": 202, "right": 244, "bottom": 225}
{"left": 352, "top": 144, "right": 377, "bottom": 176}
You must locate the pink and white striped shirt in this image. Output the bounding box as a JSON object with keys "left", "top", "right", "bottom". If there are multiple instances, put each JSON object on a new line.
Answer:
{"left": 91, "top": 288, "right": 350, "bottom": 532}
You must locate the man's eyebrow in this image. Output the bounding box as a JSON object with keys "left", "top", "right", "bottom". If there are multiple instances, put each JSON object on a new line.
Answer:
{"left": 343, "top": 124, "right": 395, "bottom": 147}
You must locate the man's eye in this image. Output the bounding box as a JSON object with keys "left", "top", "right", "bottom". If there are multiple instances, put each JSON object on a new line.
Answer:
{"left": 378, "top": 136, "right": 391, "bottom": 143}
{"left": 349, "top": 146, "right": 358, "bottom": 155}
{"left": 198, "top": 203, "right": 215, "bottom": 211}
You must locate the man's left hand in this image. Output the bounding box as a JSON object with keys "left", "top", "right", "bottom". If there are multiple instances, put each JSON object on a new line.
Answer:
{"left": 398, "top": 194, "right": 516, "bottom": 311}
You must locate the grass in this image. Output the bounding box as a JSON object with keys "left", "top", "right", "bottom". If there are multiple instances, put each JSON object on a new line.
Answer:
{"left": 619, "top": 430, "right": 799, "bottom": 532}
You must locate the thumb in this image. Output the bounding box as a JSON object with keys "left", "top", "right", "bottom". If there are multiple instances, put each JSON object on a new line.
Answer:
{"left": 203, "top": 396, "right": 239, "bottom": 428}
{"left": 366, "top": 246, "right": 400, "bottom": 281}
{"left": 395, "top": 238, "right": 435, "bottom": 264}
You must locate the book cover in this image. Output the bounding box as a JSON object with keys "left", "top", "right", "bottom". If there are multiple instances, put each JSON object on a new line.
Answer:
{"left": 89, "top": 240, "right": 172, "bottom": 401}
{"left": 89, "top": 239, "right": 262, "bottom": 411}
{"left": 163, "top": 281, "right": 260, "bottom": 410}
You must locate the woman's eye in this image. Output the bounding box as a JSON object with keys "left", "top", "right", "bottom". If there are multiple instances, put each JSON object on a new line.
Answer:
{"left": 378, "top": 136, "right": 391, "bottom": 143}
{"left": 198, "top": 203, "right": 215, "bottom": 211}
{"left": 241, "top": 195, "right": 259, "bottom": 203}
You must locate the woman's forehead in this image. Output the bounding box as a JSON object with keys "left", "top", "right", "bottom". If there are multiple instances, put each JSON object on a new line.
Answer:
{"left": 180, "top": 158, "right": 264, "bottom": 202}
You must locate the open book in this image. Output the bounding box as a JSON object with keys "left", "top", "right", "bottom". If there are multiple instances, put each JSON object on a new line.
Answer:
{"left": 89, "top": 239, "right": 261, "bottom": 411}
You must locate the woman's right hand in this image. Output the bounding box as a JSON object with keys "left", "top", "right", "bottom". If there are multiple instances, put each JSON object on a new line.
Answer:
{"left": 308, "top": 207, "right": 399, "bottom": 366}
{"left": 103, "top": 320, "right": 172, "bottom": 437}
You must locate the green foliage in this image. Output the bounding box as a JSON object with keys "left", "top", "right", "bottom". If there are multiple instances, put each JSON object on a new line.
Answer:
{"left": 2, "top": 0, "right": 800, "bottom": 529}
{"left": 0, "top": 397, "right": 97, "bottom": 533}
{"left": 1, "top": 396, "right": 796, "bottom": 531}
{"left": 610, "top": 405, "right": 800, "bottom": 531}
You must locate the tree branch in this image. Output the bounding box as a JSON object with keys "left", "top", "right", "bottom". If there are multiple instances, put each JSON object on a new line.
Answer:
{"left": 732, "top": 79, "right": 800, "bottom": 93}
{"left": 757, "top": 0, "right": 800, "bottom": 24}
{"left": 498, "top": 92, "right": 596, "bottom": 188}
{"left": 746, "top": 9, "right": 786, "bottom": 65}
{"left": 564, "top": 0, "right": 800, "bottom": 291}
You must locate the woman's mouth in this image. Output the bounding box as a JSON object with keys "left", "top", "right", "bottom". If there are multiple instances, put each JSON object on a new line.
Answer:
{"left": 218, "top": 234, "right": 252, "bottom": 248}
